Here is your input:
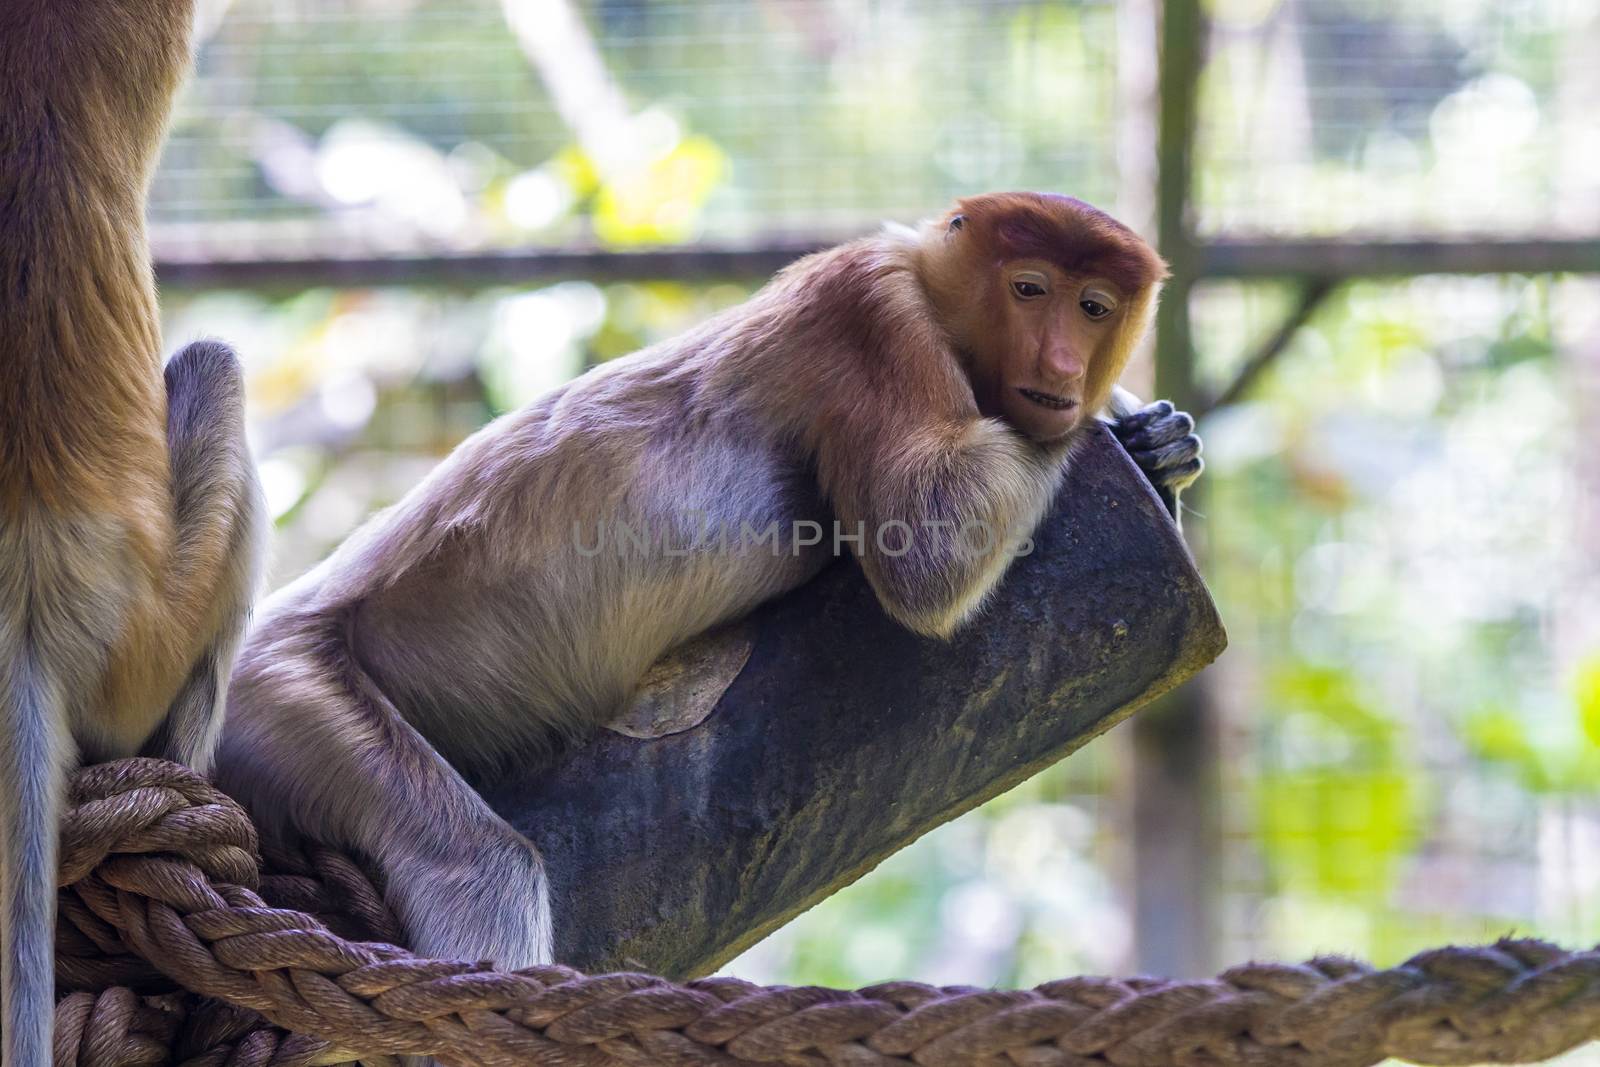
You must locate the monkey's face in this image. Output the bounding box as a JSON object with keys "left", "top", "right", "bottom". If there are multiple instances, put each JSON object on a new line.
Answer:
{"left": 923, "top": 193, "right": 1164, "bottom": 446}
{"left": 971, "top": 261, "right": 1126, "bottom": 444}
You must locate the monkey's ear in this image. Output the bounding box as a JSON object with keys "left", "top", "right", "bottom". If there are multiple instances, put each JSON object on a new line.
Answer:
{"left": 947, "top": 214, "right": 966, "bottom": 234}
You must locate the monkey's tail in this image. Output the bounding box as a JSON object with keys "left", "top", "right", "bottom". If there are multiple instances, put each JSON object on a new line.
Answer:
{"left": 0, "top": 654, "right": 68, "bottom": 1067}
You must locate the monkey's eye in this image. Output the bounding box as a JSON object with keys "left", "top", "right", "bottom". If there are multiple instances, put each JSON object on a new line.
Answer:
{"left": 1010, "top": 278, "right": 1048, "bottom": 300}
{"left": 1079, "top": 288, "right": 1118, "bottom": 319}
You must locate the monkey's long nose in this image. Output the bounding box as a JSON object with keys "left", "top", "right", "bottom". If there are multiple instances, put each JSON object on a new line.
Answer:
{"left": 1041, "top": 345, "right": 1086, "bottom": 386}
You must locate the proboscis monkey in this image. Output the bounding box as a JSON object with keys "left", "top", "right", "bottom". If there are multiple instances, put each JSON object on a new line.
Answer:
{"left": 0, "top": 3, "right": 265, "bottom": 1062}
{"left": 216, "top": 192, "right": 1201, "bottom": 972}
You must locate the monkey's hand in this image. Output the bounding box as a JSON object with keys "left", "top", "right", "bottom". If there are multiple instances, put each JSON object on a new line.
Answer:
{"left": 1105, "top": 386, "right": 1203, "bottom": 521}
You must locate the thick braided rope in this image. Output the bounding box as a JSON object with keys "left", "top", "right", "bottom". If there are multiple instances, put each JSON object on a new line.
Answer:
{"left": 42, "top": 759, "right": 1600, "bottom": 1067}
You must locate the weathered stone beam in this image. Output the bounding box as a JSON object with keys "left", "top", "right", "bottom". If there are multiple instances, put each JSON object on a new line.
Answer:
{"left": 481, "top": 422, "right": 1227, "bottom": 976}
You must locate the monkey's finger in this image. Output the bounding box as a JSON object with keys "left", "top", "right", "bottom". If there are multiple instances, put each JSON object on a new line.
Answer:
{"left": 1112, "top": 399, "right": 1176, "bottom": 435}
{"left": 1119, "top": 410, "right": 1196, "bottom": 452}
{"left": 1158, "top": 455, "right": 1205, "bottom": 490}
{"left": 1135, "top": 434, "right": 1203, "bottom": 473}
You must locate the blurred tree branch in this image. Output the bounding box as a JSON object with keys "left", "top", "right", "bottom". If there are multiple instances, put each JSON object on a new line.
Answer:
{"left": 1199, "top": 278, "right": 1337, "bottom": 417}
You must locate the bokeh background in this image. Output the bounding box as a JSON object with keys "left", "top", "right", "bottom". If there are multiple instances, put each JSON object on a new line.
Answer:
{"left": 156, "top": 0, "right": 1600, "bottom": 990}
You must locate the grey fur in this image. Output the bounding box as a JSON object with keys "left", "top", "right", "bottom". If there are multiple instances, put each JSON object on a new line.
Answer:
{"left": 0, "top": 623, "right": 76, "bottom": 1067}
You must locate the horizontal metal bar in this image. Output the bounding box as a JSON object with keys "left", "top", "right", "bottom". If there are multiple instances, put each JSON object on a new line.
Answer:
{"left": 152, "top": 242, "right": 829, "bottom": 291}
{"left": 1198, "top": 238, "right": 1600, "bottom": 280}
{"left": 151, "top": 236, "right": 1600, "bottom": 292}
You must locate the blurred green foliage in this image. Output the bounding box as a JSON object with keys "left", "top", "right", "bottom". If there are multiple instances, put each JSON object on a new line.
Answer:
{"left": 1256, "top": 665, "right": 1421, "bottom": 901}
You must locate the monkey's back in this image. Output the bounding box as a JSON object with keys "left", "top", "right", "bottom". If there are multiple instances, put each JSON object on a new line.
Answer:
{"left": 240, "top": 321, "right": 836, "bottom": 784}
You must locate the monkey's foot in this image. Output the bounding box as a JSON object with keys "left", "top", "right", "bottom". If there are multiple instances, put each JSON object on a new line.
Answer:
{"left": 1108, "top": 399, "right": 1203, "bottom": 516}
{"left": 385, "top": 833, "right": 552, "bottom": 970}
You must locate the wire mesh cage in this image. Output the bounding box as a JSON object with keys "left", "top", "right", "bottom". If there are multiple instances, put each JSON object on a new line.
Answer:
{"left": 153, "top": 0, "right": 1600, "bottom": 264}
{"left": 1195, "top": 0, "right": 1600, "bottom": 237}
{"left": 155, "top": 0, "right": 1125, "bottom": 260}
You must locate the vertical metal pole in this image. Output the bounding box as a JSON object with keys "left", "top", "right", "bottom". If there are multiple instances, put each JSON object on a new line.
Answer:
{"left": 1126, "top": 0, "right": 1219, "bottom": 979}
{"left": 1154, "top": 0, "right": 1201, "bottom": 411}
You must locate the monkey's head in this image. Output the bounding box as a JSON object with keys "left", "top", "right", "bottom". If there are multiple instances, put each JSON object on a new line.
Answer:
{"left": 918, "top": 192, "right": 1169, "bottom": 444}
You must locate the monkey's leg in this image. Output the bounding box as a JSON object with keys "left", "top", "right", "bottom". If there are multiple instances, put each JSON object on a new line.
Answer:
{"left": 1106, "top": 386, "right": 1204, "bottom": 519}
{"left": 140, "top": 340, "right": 266, "bottom": 772}
{"left": 0, "top": 660, "right": 70, "bottom": 1067}
{"left": 217, "top": 612, "right": 552, "bottom": 969}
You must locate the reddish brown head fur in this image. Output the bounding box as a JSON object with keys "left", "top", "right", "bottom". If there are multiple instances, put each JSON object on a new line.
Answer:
{"left": 916, "top": 192, "right": 1167, "bottom": 443}
{"left": 953, "top": 192, "right": 1168, "bottom": 297}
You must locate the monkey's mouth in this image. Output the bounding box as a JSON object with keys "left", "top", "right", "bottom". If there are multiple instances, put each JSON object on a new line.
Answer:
{"left": 1018, "top": 388, "right": 1078, "bottom": 412}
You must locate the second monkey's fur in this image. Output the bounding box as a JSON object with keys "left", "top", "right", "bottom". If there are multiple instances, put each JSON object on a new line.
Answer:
{"left": 0, "top": 2, "right": 266, "bottom": 1063}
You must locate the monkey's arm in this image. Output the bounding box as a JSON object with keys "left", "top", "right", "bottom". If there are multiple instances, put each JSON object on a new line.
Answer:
{"left": 821, "top": 418, "right": 1064, "bottom": 640}
{"left": 1106, "top": 385, "right": 1203, "bottom": 520}
{"left": 139, "top": 340, "right": 266, "bottom": 772}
